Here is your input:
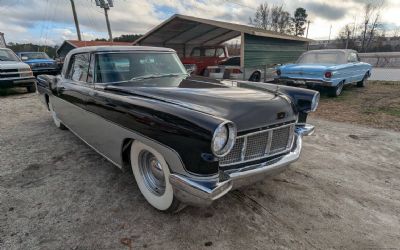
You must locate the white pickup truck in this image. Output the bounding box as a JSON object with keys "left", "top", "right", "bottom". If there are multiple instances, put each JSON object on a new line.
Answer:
{"left": 0, "top": 48, "right": 36, "bottom": 92}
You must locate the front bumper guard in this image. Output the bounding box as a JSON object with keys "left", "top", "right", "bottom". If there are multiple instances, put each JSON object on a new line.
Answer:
{"left": 169, "top": 124, "right": 314, "bottom": 207}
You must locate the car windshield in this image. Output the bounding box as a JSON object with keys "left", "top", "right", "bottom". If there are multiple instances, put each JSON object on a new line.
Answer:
{"left": 0, "top": 49, "right": 20, "bottom": 61}
{"left": 20, "top": 52, "right": 50, "bottom": 61}
{"left": 95, "top": 52, "right": 187, "bottom": 84}
{"left": 297, "top": 52, "right": 345, "bottom": 65}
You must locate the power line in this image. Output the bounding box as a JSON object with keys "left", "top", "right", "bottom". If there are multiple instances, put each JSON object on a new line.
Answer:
{"left": 222, "top": 0, "right": 256, "bottom": 10}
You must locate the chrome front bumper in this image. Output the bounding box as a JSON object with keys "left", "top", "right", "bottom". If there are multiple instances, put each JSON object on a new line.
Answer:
{"left": 169, "top": 124, "right": 314, "bottom": 207}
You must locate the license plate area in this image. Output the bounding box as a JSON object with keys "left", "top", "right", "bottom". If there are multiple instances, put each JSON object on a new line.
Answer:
{"left": 294, "top": 80, "right": 306, "bottom": 84}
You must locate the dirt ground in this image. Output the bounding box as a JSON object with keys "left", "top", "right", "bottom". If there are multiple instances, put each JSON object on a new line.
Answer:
{"left": 311, "top": 81, "right": 400, "bottom": 131}
{"left": 1, "top": 91, "right": 400, "bottom": 249}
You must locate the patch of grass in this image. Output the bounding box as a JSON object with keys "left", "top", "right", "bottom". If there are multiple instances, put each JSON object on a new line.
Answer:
{"left": 363, "top": 107, "right": 400, "bottom": 117}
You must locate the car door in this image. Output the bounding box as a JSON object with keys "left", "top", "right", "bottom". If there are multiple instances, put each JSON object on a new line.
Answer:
{"left": 52, "top": 52, "right": 94, "bottom": 137}
{"left": 347, "top": 52, "right": 360, "bottom": 83}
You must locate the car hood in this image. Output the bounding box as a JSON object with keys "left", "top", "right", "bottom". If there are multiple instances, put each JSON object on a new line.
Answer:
{"left": 0, "top": 60, "right": 30, "bottom": 70}
{"left": 105, "top": 76, "right": 296, "bottom": 131}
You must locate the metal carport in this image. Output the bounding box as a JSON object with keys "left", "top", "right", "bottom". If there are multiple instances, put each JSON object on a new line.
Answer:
{"left": 134, "top": 14, "right": 313, "bottom": 80}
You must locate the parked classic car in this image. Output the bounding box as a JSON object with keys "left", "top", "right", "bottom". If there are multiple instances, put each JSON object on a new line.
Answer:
{"left": 275, "top": 49, "right": 372, "bottom": 97}
{"left": 17, "top": 52, "right": 60, "bottom": 76}
{"left": 205, "top": 56, "right": 275, "bottom": 82}
{"left": 181, "top": 46, "right": 229, "bottom": 75}
{"left": 0, "top": 48, "right": 36, "bottom": 92}
{"left": 37, "top": 46, "right": 319, "bottom": 212}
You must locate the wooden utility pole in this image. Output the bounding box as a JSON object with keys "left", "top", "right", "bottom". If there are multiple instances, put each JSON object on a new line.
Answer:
{"left": 95, "top": 0, "right": 114, "bottom": 42}
{"left": 69, "top": 0, "right": 82, "bottom": 41}
{"left": 327, "top": 25, "right": 332, "bottom": 48}
{"left": 345, "top": 29, "right": 351, "bottom": 49}
{"left": 104, "top": 7, "right": 113, "bottom": 42}
{"left": 306, "top": 20, "right": 311, "bottom": 50}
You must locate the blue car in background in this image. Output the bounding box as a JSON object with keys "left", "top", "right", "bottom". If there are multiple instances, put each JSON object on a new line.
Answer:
{"left": 17, "top": 52, "right": 60, "bottom": 76}
{"left": 276, "top": 49, "right": 372, "bottom": 97}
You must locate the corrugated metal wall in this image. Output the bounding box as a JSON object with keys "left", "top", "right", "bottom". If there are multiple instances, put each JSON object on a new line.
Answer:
{"left": 243, "top": 34, "right": 307, "bottom": 67}
{"left": 57, "top": 43, "right": 76, "bottom": 58}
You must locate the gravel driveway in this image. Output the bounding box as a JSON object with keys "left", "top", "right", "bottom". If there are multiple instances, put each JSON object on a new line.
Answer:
{"left": 1, "top": 93, "right": 400, "bottom": 249}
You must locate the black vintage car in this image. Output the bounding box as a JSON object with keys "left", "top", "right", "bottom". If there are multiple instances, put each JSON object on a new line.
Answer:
{"left": 37, "top": 46, "right": 319, "bottom": 212}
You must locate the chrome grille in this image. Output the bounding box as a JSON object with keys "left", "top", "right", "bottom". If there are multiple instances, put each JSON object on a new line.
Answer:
{"left": 244, "top": 131, "right": 269, "bottom": 160}
{"left": 270, "top": 125, "right": 292, "bottom": 154}
{"left": 220, "top": 124, "right": 295, "bottom": 167}
{"left": 0, "top": 68, "right": 20, "bottom": 79}
{"left": 221, "top": 137, "right": 244, "bottom": 165}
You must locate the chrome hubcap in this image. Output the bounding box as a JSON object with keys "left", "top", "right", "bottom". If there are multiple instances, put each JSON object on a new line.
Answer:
{"left": 138, "top": 150, "right": 166, "bottom": 196}
{"left": 336, "top": 83, "right": 343, "bottom": 95}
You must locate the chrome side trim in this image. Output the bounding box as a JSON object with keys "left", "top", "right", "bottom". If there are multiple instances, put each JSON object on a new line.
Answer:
{"left": 49, "top": 95, "right": 201, "bottom": 179}
{"left": 63, "top": 122, "right": 122, "bottom": 168}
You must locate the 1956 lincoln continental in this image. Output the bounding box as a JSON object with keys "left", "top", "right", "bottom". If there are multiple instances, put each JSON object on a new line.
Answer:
{"left": 37, "top": 46, "right": 319, "bottom": 212}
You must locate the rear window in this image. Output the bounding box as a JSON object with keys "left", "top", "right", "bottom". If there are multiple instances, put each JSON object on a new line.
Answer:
{"left": 297, "top": 52, "right": 345, "bottom": 65}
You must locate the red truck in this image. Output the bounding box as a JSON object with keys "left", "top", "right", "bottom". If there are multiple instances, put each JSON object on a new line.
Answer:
{"left": 181, "top": 46, "right": 229, "bottom": 75}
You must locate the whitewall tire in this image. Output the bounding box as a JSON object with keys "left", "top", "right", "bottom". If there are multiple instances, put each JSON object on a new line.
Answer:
{"left": 130, "top": 141, "right": 181, "bottom": 212}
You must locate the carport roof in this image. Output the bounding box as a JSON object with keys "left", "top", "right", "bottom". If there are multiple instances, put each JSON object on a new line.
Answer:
{"left": 134, "top": 14, "right": 313, "bottom": 46}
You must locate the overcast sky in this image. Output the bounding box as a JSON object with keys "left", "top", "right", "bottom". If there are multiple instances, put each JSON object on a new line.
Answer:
{"left": 0, "top": 0, "right": 399, "bottom": 46}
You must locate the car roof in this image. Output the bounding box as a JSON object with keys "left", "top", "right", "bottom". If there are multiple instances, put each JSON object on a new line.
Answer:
{"left": 304, "top": 49, "right": 357, "bottom": 54}
{"left": 69, "top": 46, "right": 175, "bottom": 54}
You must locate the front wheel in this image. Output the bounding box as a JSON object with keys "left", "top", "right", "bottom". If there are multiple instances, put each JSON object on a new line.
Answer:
{"left": 130, "top": 141, "right": 182, "bottom": 213}
{"left": 357, "top": 74, "right": 368, "bottom": 87}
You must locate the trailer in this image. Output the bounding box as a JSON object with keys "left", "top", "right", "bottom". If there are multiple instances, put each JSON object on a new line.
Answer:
{"left": 134, "top": 14, "right": 312, "bottom": 82}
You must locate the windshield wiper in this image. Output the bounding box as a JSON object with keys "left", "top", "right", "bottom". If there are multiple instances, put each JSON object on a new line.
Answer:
{"left": 129, "top": 73, "right": 187, "bottom": 81}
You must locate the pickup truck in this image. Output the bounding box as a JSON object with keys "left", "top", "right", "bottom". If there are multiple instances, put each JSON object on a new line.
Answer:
{"left": 181, "top": 46, "right": 229, "bottom": 75}
{"left": 0, "top": 48, "right": 36, "bottom": 92}
{"left": 18, "top": 52, "right": 60, "bottom": 76}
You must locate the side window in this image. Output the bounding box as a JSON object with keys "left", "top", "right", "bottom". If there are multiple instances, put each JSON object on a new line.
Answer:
{"left": 204, "top": 48, "right": 216, "bottom": 57}
{"left": 191, "top": 48, "right": 201, "bottom": 57}
{"left": 216, "top": 48, "right": 225, "bottom": 58}
{"left": 67, "top": 53, "right": 90, "bottom": 83}
{"left": 348, "top": 53, "right": 358, "bottom": 63}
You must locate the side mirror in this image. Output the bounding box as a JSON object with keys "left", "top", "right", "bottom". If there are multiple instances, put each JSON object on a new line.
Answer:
{"left": 21, "top": 56, "right": 28, "bottom": 61}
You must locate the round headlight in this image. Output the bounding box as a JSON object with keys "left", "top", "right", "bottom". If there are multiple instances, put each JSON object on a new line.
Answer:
{"left": 213, "top": 125, "right": 228, "bottom": 152}
{"left": 211, "top": 122, "right": 236, "bottom": 157}
{"left": 310, "top": 92, "right": 320, "bottom": 112}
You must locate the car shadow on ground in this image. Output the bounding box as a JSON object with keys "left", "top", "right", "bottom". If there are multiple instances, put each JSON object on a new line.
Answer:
{"left": 0, "top": 87, "right": 31, "bottom": 97}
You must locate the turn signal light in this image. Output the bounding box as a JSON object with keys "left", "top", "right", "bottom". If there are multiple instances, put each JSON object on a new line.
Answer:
{"left": 324, "top": 71, "right": 332, "bottom": 78}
